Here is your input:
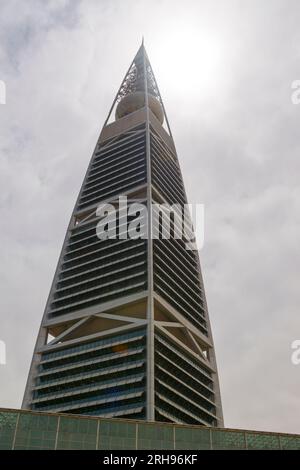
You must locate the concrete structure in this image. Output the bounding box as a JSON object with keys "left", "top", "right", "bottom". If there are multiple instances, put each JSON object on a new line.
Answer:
{"left": 22, "top": 43, "right": 223, "bottom": 426}
{"left": 1, "top": 408, "right": 300, "bottom": 450}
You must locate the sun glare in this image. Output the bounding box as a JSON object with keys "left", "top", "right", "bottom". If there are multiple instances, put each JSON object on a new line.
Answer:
{"left": 152, "top": 24, "right": 226, "bottom": 99}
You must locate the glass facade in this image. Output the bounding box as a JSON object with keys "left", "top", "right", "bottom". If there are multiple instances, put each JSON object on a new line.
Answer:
{"left": 154, "top": 330, "right": 217, "bottom": 426}
{"left": 57, "top": 416, "right": 98, "bottom": 450}
{"left": 175, "top": 427, "right": 211, "bottom": 450}
{"left": 23, "top": 44, "right": 224, "bottom": 426}
{"left": 31, "top": 327, "right": 147, "bottom": 419}
{"left": 137, "top": 423, "right": 174, "bottom": 449}
{"left": 0, "top": 408, "right": 299, "bottom": 450}
{"left": 14, "top": 413, "right": 58, "bottom": 450}
{"left": 0, "top": 411, "right": 18, "bottom": 450}
{"left": 98, "top": 420, "right": 136, "bottom": 449}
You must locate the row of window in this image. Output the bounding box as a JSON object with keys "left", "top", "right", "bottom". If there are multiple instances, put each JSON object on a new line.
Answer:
{"left": 41, "top": 327, "right": 146, "bottom": 362}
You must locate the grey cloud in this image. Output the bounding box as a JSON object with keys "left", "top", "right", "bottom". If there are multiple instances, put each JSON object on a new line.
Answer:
{"left": 0, "top": 0, "right": 299, "bottom": 433}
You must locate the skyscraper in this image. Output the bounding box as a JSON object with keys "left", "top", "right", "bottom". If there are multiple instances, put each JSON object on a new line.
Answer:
{"left": 22, "top": 43, "right": 223, "bottom": 427}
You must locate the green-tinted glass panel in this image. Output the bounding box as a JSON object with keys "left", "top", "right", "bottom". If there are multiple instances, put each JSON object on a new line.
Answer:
{"left": 175, "top": 426, "right": 211, "bottom": 450}
{"left": 56, "top": 416, "right": 97, "bottom": 450}
{"left": 246, "top": 432, "right": 280, "bottom": 450}
{"left": 137, "top": 423, "right": 174, "bottom": 450}
{"left": 280, "top": 435, "right": 300, "bottom": 450}
{"left": 0, "top": 411, "right": 18, "bottom": 450}
{"left": 99, "top": 420, "right": 136, "bottom": 450}
{"left": 212, "top": 429, "right": 246, "bottom": 450}
{"left": 14, "top": 412, "right": 58, "bottom": 450}
{"left": 2, "top": 409, "right": 300, "bottom": 451}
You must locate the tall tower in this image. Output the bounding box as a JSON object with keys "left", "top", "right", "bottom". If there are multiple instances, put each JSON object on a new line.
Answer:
{"left": 22, "top": 44, "right": 223, "bottom": 427}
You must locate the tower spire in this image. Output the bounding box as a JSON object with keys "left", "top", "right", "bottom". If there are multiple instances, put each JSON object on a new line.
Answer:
{"left": 103, "top": 43, "right": 173, "bottom": 137}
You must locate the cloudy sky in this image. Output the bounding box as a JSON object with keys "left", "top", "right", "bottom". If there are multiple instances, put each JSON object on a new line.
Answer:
{"left": 0, "top": 0, "right": 300, "bottom": 434}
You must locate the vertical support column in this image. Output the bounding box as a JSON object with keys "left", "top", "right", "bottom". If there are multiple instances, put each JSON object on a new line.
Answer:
{"left": 54, "top": 416, "right": 60, "bottom": 450}
{"left": 96, "top": 419, "right": 100, "bottom": 450}
{"left": 135, "top": 423, "right": 139, "bottom": 450}
{"left": 11, "top": 412, "right": 20, "bottom": 450}
{"left": 143, "top": 48, "right": 155, "bottom": 421}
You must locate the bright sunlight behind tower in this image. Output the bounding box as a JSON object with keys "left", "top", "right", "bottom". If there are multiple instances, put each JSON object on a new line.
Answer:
{"left": 151, "top": 22, "right": 227, "bottom": 97}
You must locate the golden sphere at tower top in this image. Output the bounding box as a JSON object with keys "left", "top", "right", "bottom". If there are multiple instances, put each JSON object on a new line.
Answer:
{"left": 115, "top": 91, "right": 164, "bottom": 124}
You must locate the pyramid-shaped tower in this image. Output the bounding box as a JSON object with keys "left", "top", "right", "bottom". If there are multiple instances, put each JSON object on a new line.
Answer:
{"left": 22, "top": 44, "right": 223, "bottom": 427}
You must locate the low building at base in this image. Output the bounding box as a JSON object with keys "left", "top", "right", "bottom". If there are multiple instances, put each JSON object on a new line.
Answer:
{"left": 0, "top": 408, "right": 299, "bottom": 450}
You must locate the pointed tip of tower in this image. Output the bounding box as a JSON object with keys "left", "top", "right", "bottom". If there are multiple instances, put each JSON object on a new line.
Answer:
{"left": 138, "top": 36, "right": 145, "bottom": 54}
{"left": 135, "top": 38, "right": 146, "bottom": 61}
